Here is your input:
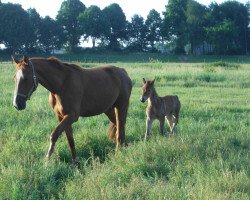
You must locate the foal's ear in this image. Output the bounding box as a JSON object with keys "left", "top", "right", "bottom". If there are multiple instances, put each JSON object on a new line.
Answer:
{"left": 151, "top": 79, "right": 155, "bottom": 85}
{"left": 11, "top": 55, "right": 19, "bottom": 64}
{"left": 142, "top": 78, "right": 146, "bottom": 84}
{"left": 23, "top": 55, "right": 29, "bottom": 65}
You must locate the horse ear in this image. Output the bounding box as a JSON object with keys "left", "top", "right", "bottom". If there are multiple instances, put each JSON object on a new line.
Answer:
{"left": 142, "top": 78, "right": 146, "bottom": 84}
{"left": 23, "top": 55, "right": 29, "bottom": 64}
{"left": 151, "top": 79, "right": 155, "bottom": 85}
{"left": 11, "top": 55, "right": 19, "bottom": 64}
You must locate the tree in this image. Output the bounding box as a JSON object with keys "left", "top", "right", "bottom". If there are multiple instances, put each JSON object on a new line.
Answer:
{"left": 0, "top": 3, "right": 32, "bottom": 53}
{"left": 79, "top": 5, "right": 109, "bottom": 48}
{"left": 186, "top": 0, "right": 207, "bottom": 54}
{"left": 220, "top": 1, "right": 249, "bottom": 54}
{"left": 163, "top": 0, "right": 188, "bottom": 53}
{"left": 39, "top": 16, "right": 64, "bottom": 53}
{"left": 56, "top": 0, "right": 85, "bottom": 52}
{"left": 127, "top": 14, "right": 147, "bottom": 51}
{"left": 206, "top": 1, "right": 249, "bottom": 54}
{"left": 103, "top": 3, "right": 127, "bottom": 50}
{"left": 206, "top": 19, "right": 239, "bottom": 54}
{"left": 26, "top": 8, "right": 41, "bottom": 53}
{"left": 145, "top": 9, "right": 162, "bottom": 51}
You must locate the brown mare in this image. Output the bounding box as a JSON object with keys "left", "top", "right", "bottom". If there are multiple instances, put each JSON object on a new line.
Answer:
{"left": 12, "top": 56, "right": 132, "bottom": 163}
{"left": 140, "top": 78, "right": 181, "bottom": 139}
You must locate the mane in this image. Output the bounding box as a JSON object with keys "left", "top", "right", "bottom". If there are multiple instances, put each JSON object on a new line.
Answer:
{"left": 150, "top": 86, "right": 159, "bottom": 99}
{"left": 46, "top": 57, "right": 82, "bottom": 71}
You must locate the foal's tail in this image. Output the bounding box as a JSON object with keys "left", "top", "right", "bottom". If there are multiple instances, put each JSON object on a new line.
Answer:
{"left": 108, "top": 123, "right": 117, "bottom": 141}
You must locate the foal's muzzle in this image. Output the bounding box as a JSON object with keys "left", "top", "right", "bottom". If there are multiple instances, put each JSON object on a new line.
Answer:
{"left": 140, "top": 96, "right": 146, "bottom": 103}
{"left": 13, "top": 95, "right": 26, "bottom": 110}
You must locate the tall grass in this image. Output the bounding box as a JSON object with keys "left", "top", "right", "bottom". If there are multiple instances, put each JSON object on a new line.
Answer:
{"left": 0, "top": 56, "right": 249, "bottom": 199}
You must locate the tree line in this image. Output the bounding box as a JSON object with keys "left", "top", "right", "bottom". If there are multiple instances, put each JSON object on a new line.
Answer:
{"left": 0, "top": 0, "right": 249, "bottom": 55}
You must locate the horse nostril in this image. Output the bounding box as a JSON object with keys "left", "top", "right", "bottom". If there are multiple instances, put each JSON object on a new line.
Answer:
{"left": 140, "top": 97, "right": 145, "bottom": 103}
{"left": 13, "top": 100, "right": 26, "bottom": 110}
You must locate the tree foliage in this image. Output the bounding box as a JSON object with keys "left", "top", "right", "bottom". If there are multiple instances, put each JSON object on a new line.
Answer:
{"left": 103, "top": 3, "right": 127, "bottom": 50}
{"left": 26, "top": 8, "right": 41, "bottom": 52}
{"left": 205, "top": 1, "right": 249, "bottom": 54}
{"left": 0, "top": 3, "right": 32, "bottom": 53}
{"left": 39, "top": 16, "right": 64, "bottom": 53}
{"left": 127, "top": 15, "right": 147, "bottom": 51}
{"left": 186, "top": 0, "right": 207, "bottom": 54}
{"left": 145, "top": 9, "right": 162, "bottom": 51}
{"left": 78, "top": 5, "right": 109, "bottom": 47}
{"left": 0, "top": 0, "right": 249, "bottom": 55}
{"left": 164, "top": 0, "right": 188, "bottom": 53}
{"left": 56, "top": 0, "right": 85, "bottom": 52}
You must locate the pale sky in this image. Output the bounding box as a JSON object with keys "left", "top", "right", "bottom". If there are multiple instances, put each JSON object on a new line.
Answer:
{"left": 1, "top": 0, "right": 248, "bottom": 20}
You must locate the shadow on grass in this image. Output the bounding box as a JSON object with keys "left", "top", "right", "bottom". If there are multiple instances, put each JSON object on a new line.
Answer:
{"left": 57, "top": 130, "right": 144, "bottom": 165}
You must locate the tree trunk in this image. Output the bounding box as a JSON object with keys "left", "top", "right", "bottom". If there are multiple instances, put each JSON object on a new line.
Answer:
{"left": 92, "top": 37, "right": 96, "bottom": 48}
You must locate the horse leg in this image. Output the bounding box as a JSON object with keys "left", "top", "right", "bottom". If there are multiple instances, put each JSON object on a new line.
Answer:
{"left": 114, "top": 103, "right": 129, "bottom": 148}
{"left": 159, "top": 117, "right": 165, "bottom": 135}
{"left": 46, "top": 113, "right": 78, "bottom": 160}
{"left": 166, "top": 115, "right": 173, "bottom": 134}
{"left": 171, "top": 114, "right": 178, "bottom": 135}
{"left": 54, "top": 114, "right": 77, "bottom": 163}
{"left": 65, "top": 126, "right": 77, "bottom": 163}
{"left": 105, "top": 108, "right": 117, "bottom": 142}
{"left": 171, "top": 107, "right": 180, "bottom": 135}
{"left": 145, "top": 116, "right": 153, "bottom": 140}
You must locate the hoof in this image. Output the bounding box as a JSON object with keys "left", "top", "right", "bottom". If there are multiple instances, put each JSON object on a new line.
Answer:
{"left": 72, "top": 157, "right": 79, "bottom": 166}
{"left": 44, "top": 156, "right": 51, "bottom": 168}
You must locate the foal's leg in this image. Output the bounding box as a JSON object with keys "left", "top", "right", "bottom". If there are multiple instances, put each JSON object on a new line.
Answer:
{"left": 166, "top": 115, "right": 173, "bottom": 134}
{"left": 145, "top": 116, "right": 153, "bottom": 140}
{"left": 171, "top": 114, "right": 178, "bottom": 135}
{"left": 159, "top": 117, "right": 165, "bottom": 135}
{"left": 46, "top": 113, "right": 78, "bottom": 160}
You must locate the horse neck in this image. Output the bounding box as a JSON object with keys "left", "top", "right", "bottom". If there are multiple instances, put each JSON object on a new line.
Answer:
{"left": 148, "top": 87, "right": 158, "bottom": 105}
{"left": 32, "top": 58, "right": 67, "bottom": 94}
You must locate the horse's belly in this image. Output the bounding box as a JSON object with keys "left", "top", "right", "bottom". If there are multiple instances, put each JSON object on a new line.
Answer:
{"left": 80, "top": 93, "right": 118, "bottom": 117}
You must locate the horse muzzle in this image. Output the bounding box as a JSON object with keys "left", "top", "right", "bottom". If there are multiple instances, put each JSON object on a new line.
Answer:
{"left": 13, "top": 95, "right": 26, "bottom": 110}
{"left": 140, "top": 96, "right": 146, "bottom": 103}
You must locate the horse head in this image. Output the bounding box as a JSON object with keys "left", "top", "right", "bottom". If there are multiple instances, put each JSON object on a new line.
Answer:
{"left": 12, "top": 55, "right": 38, "bottom": 110}
{"left": 140, "top": 78, "right": 155, "bottom": 103}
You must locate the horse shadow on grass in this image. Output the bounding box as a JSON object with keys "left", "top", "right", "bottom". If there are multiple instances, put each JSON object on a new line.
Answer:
{"left": 57, "top": 130, "right": 144, "bottom": 165}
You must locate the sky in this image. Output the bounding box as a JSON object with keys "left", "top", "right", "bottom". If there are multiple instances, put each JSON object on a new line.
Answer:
{"left": 1, "top": 0, "right": 248, "bottom": 20}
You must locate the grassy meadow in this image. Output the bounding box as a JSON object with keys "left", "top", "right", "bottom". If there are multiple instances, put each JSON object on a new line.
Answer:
{"left": 0, "top": 54, "right": 249, "bottom": 199}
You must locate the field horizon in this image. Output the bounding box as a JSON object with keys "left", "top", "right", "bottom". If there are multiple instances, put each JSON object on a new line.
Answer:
{"left": 0, "top": 55, "right": 249, "bottom": 199}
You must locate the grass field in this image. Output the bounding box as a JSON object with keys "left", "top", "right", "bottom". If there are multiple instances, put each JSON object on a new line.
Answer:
{"left": 0, "top": 55, "right": 249, "bottom": 199}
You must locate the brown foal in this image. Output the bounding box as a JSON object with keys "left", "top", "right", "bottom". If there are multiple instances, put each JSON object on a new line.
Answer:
{"left": 140, "top": 78, "right": 181, "bottom": 139}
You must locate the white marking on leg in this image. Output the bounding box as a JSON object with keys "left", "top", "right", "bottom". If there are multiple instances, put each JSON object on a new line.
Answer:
{"left": 46, "top": 142, "right": 54, "bottom": 159}
{"left": 145, "top": 117, "right": 153, "bottom": 140}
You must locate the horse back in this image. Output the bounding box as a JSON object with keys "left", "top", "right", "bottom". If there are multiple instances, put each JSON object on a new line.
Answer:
{"left": 98, "top": 65, "right": 132, "bottom": 96}
{"left": 78, "top": 65, "right": 132, "bottom": 116}
{"left": 162, "top": 95, "right": 181, "bottom": 112}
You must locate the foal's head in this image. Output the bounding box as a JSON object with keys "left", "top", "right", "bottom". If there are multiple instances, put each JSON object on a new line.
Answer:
{"left": 12, "top": 56, "right": 38, "bottom": 110}
{"left": 140, "top": 78, "right": 155, "bottom": 103}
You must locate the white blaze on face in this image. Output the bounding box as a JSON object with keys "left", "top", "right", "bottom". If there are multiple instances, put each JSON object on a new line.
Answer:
{"left": 13, "top": 69, "right": 24, "bottom": 102}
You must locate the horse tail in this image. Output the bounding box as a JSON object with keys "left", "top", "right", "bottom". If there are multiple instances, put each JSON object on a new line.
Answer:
{"left": 108, "top": 123, "right": 116, "bottom": 141}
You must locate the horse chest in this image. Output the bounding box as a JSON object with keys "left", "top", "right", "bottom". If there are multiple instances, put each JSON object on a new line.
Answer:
{"left": 146, "top": 105, "right": 158, "bottom": 118}
{"left": 49, "top": 93, "right": 69, "bottom": 117}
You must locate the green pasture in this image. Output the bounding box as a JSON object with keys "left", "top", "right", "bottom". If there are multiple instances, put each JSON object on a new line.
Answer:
{"left": 0, "top": 56, "right": 249, "bottom": 199}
